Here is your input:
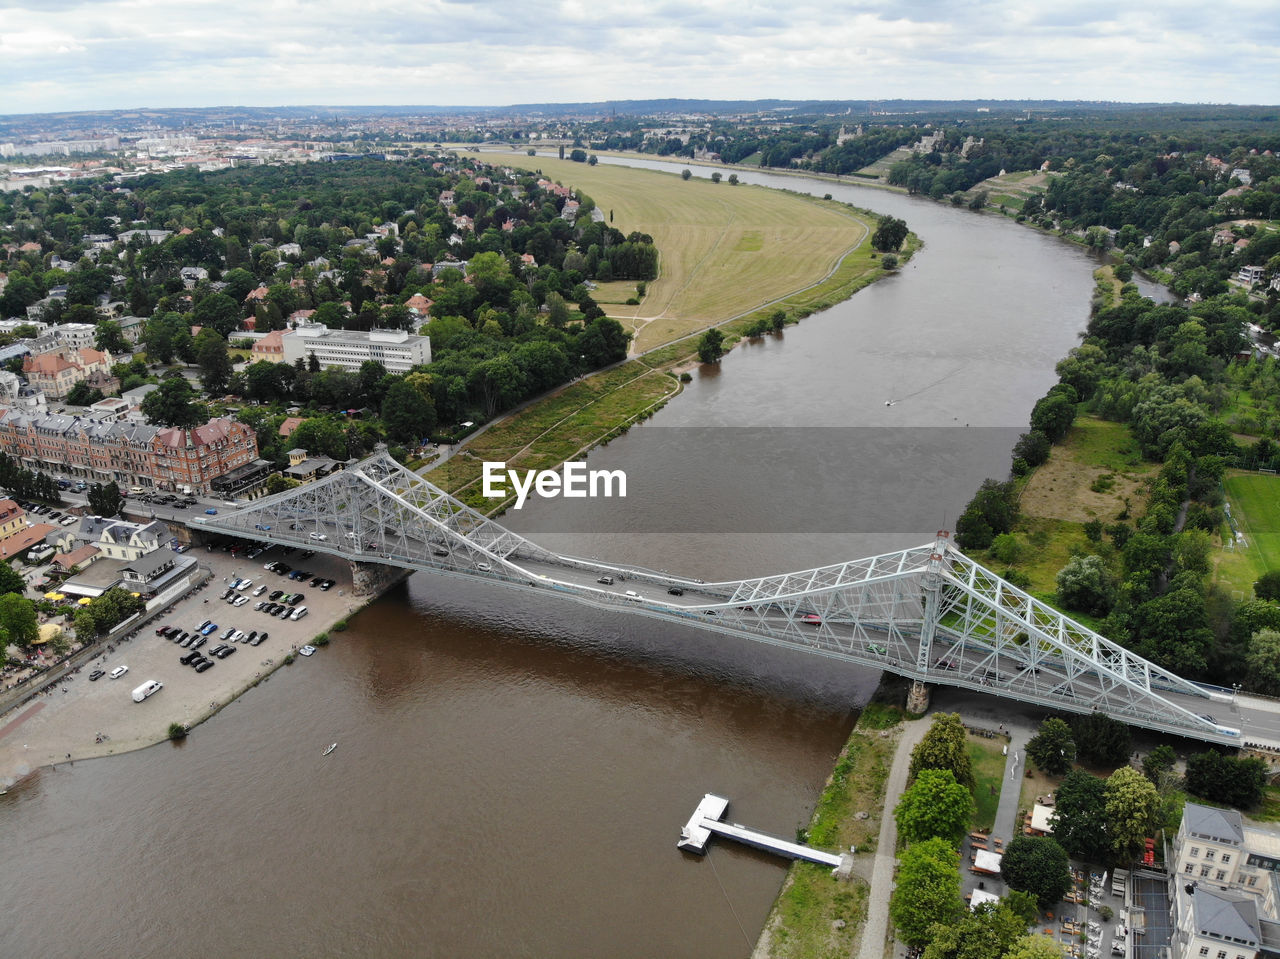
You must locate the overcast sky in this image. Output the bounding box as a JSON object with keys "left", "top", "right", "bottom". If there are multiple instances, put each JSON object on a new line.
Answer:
{"left": 1, "top": 0, "right": 1276, "bottom": 116}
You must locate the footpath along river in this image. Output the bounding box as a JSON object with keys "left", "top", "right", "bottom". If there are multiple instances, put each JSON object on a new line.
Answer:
{"left": 0, "top": 163, "right": 1110, "bottom": 958}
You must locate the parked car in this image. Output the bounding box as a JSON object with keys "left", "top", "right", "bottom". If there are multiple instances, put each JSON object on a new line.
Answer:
{"left": 236, "top": 579, "right": 253, "bottom": 591}
{"left": 204, "top": 508, "right": 218, "bottom": 515}
{"left": 290, "top": 606, "right": 308, "bottom": 621}
{"left": 310, "top": 576, "right": 325, "bottom": 587}
{"left": 201, "top": 623, "right": 218, "bottom": 635}
{"left": 214, "top": 645, "right": 235, "bottom": 659}
{"left": 319, "top": 579, "right": 334, "bottom": 591}
{"left": 88, "top": 669, "right": 105, "bottom": 681}
{"left": 269, "top": 590, "right": 283, "bottom": 601}
{"left": 180, "top": 651, "right": 202, "bottom": 665}
{"left": 109, "top": 666, "right": 128, "bottom": 679}
{"left": 194, "top": 660, "right": 214, "bottom": 672}
{"left": 251, "top": 633, "right": 267, "bottom": 646}
{"left": 252, "top": 584, "right": 267, "bottom": 596}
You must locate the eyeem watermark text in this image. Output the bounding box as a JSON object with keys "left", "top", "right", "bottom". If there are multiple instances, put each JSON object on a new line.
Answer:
{"left": 482, "top": 461, "right": 627, "bottom": 509}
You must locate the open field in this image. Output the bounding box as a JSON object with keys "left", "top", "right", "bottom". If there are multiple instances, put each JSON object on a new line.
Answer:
{"left": 967, "top": 169, "right": 1053, "bottom": 212}
{"left": 1018, "top": 416, "right": 1151, "bottom": 524}
{"left": 426, "top": 362, "right": 679, "bottom": 511}
{"left": 505, "top": 156, "right": 872, "bottom": 352}
{"left": 1217, "top": 471, "right": 1280, "bottom": 595}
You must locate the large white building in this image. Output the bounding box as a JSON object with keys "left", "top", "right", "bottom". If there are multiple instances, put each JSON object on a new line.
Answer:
{"left": 1170, "top": 803, "right": 1280, "bottom": 959}
{"left": 281, "top": 325, "right": 431, "bottom": 374}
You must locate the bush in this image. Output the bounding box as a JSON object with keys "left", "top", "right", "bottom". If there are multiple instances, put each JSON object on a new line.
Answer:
{"left": 679, "top": 372, "right": 692, "bottom": 383}
{"left": 284, "top": 653, "right": 295, "bottom": 665}
{"left": 167, "top": 722, "right": 187, "bottom": 741}
{"left": 332, "top": 620, "right": 348, "bottom": 632}
{"left": 313, "top": 633, "right": 330, "bottom": 646}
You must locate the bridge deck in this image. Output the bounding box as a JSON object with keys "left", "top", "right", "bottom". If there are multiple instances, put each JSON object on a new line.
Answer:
{"left": 191, "top": 451, "right": 1277, "bottom": 747}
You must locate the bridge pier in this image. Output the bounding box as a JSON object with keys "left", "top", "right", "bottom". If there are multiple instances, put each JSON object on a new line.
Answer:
{"left": 349, "top": 560, "right": 411, "bottom": 597}
{"left": 907, "top": 680, "right": 931, "bottom": 714}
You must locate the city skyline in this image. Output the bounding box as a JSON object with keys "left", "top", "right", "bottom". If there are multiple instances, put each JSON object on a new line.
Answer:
{"left": 1, "top": 0, "right": 1277, "bottom": 116}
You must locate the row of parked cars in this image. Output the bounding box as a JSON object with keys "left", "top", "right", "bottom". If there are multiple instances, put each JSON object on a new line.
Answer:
{"left": 263, "top": 560, "right": 335, "bottom": 591}
{"left": 16, "top": 500, "right": 78, "bottom": 526}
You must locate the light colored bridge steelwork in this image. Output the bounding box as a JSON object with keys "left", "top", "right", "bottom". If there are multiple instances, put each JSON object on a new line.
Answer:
{"left": 197, "top": 452, "right": 1238, "bottom": 744}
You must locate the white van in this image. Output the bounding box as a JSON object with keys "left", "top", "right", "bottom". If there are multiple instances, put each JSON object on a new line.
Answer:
{"left": 289, "top": 606, "right": 308, "bottom": 621}
{"left": 131, "top": 680, "right": 163, "bottom": 703}
{"left": 308, "top": 532, "right": 327, "bottom": 541}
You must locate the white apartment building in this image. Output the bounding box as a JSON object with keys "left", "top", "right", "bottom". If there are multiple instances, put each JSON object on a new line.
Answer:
{"left": 1170, "top": 803, "right": 1280, "bottom": 959}
{"left": 281, "top": 326, "right": 431, "bottom": 374}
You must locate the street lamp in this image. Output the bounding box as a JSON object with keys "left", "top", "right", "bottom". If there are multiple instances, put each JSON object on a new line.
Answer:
{"left": 1233, "top": 683, "right": 1242, "bottom": 703}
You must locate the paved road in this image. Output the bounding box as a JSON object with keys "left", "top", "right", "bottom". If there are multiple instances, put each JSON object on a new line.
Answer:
{"left": 857, "top": 716, "right": 930, "bottom": 959}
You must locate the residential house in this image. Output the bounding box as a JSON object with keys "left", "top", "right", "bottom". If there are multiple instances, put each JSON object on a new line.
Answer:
{"left": 1240, "top": 266, "right": 1267, "bottom": 286}
{"left": 21, "top": 347, "right": 113, "bottom": 400}
{"left": 251, "top": 329, "right": 287, "bottom": 364}
{"left": 281, "top": 448, "right": 345, "bottom": 484}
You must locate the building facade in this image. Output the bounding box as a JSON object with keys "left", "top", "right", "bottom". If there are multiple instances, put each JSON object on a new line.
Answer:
{"left": 280, "top": 325, "right": 430, "bottom": 373}
{"left": 0, "top": 409, "right": 260, "bottom": 494}
{"left": 1170, "top": 803, "right": 1280, "bottom": 959}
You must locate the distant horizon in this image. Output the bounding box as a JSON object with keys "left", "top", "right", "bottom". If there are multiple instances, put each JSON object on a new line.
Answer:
{"left": 3, "top": 96, "right": 1278, "bottom": 125}
{"left": 2, "top": 1, "right": 1275, "bottom": 116}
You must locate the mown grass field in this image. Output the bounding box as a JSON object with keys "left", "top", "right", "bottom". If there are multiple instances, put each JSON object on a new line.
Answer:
{"left": 505, "top": 156, "right": 872, "bottom": 352}
{"left": 1218, "top": 471, "right": 1280, "bottom": 595}
{"left": 969, "top": 735, "right": 1008, "bottom": 832}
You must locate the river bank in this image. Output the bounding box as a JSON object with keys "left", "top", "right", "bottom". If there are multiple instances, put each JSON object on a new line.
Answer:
{"left": 0, "top": 544, "right": 386, "bottom": 786}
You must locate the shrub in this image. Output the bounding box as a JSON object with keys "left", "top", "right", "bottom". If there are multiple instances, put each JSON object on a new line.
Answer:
{"left": 332, "top": 620, "right": 348, "bottom": 632}
{"left": 314, "top": 633, "right": 330, "bottom": 646}
{"left": 167, "top": 722, "right": 187, "bottom": 741}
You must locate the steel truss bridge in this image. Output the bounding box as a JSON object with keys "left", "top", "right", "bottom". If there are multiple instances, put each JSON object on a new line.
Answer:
{"left": 197, "top": 452, "right": 1247, "bottom": 746}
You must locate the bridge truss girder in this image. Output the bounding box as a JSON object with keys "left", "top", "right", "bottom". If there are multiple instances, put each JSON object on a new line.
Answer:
{"left": 195, "top": 455, "right": 1237, "bottom": 745}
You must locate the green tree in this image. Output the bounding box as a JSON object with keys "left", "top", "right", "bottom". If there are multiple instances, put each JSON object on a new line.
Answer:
{"left": 0, "top": 593, "right": 40, "bottom": 649}
{"left": 1185, "top": 751, "right": 1267, "bottom": 809}
{"left": 909, "top": 713, "right": 976, "bottom": 791}
{"left": 1055, "top": 554, "right": 1116, "bottom": 616}
{"left": 264, "top": 474, "right": 299, "bottom": 496}
{"left": 697, "top": 328, "right": 725, "bottom": 364}
{"left": 140, "top": 377, "right": 208, "bottom": 429}
{"left": 94, "top": 320, "right": 128, "bottom": 354}
{"left": 999, "top": 835, "right": 1072, "bottom": 908}
{"left": 889, "top": 837, "right": 965, "bottom": 947}
{"left": 681, "top": 169, "right": 692, "bottom": 181}
{"left": 1050, "top": 770, "right": 1109, "bottom": 862}
{"left": 1255, "top": 570, "right": 1280, "bottom": 601}
{"left": 0, "top": 562, "right": 25, "bottom": 597}
{"left": 1026, "top": 718, "right": 1076, "bottom": 775}
{"left": 65, "top": 381, "right": 106, "bottom": 407}
{"left": 710, "top": 172, "right": 722, "bottom": 184}
{"left": 1141, "top": 744, "right": 1177, "bottom": 788}
{"left": 87, "top": 481, "right": 124, "bottom": 517}
{"left": 1103, "top": 766, "right": 1161, "bottom": 861}
{"left": 382, "top": 378, "right": 437, "bottom": 444}
{"left": 1247, "top": 629, "right": 1280, "bottom": 697}
{"left": 1030, "top": 393, "right": 1076, "bottom": 443}
{"left": 1003, "top": 936, "right": 1068, "bottom": 959}
{"left": 895, "top": 768, "right": 975, "bottom": 846}
{"left": 193, "top": 291, "right": 243, "bottom": 338}
{"left": 194, "top": 328, "right": 233, "bottom": 395}
{"left": 1070, "top": 713, "right": 1131, "bottom": 767}
{"left": 919, "top": 901, "right": 1031, "bottom": 959}
{"left": 871, "top": 215, "right": 909, "bottom": 252}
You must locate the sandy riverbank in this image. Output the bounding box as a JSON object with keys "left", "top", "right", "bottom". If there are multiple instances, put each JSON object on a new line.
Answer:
{"left": 0, "top": 543, "right": 381, "bottom": 787}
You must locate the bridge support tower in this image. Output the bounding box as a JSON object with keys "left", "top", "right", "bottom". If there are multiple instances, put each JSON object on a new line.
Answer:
{"left": 907, "top": 680, "right": 931, "bottom": 714}
{"left": 350, "top": 560, "right": 412, "bottom": 597}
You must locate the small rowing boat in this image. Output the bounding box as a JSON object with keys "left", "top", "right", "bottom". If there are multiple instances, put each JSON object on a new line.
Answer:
{"left": 322, "top": 743, "right": 337, "bottom": 757}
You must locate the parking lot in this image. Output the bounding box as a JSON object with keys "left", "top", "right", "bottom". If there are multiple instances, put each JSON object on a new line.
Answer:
{"left": 0, "top": 537, "right": 373, "bottom": 778}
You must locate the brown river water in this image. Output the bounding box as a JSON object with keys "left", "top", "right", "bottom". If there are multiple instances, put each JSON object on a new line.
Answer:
{"left": 0, "top": 163, "right": 1119, "bottom": 958}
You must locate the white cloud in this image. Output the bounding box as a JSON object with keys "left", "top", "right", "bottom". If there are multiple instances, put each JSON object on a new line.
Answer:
{"left": 0, "top": 0, "right": 1273, "bottom": 114}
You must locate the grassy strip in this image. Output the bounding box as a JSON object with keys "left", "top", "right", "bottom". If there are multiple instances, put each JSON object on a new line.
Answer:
{"left": 968, "top": 734, "right": 1009, "bottom": 832}
{"left": 756, "top": 705, "right": 902, "bottom": 959}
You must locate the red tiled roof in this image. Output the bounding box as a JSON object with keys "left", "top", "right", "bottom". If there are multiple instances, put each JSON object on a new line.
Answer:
{"left": 0, "top": 523, "right": 56, "bottom": 560}
{"left": 278, "top": 416, "right": 304, "bottom": 437}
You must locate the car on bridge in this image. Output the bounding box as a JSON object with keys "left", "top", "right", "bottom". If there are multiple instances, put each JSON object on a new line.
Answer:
{"left": 205, "top": 508, "right": 218, "bottom": 515}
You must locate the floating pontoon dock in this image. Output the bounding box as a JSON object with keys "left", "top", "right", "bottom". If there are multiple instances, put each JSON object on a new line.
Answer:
{"left": 677, "top": 793, "right": 845, "bottom": 868}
